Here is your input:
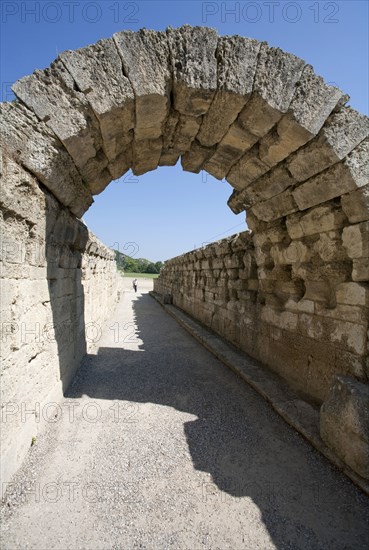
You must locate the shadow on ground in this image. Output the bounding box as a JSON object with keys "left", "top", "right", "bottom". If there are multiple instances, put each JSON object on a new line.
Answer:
{"left": 66, "top": 293, "right": 369, "bottom": 550}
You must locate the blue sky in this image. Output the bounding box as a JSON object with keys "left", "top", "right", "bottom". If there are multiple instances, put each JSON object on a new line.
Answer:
{"left": 1, "top": 1, "right": 368, "bottom": 261}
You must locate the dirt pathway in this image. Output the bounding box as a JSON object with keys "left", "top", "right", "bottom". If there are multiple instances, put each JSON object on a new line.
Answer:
{"left": 1, "top": 279, "right": 368, "bottom": 549}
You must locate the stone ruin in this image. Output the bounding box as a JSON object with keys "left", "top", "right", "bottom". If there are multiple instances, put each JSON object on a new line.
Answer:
{"left": 0, "top": 26, "right": 368, "bottom": 487}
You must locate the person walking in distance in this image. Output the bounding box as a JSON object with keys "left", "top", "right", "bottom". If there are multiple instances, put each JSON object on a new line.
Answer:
{"left": 133, "top": 278, "right": 138, "bottom": 293}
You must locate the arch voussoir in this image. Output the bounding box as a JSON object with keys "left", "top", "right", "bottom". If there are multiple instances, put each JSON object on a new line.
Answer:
{"left": 113, "top": 29, "right": 171, "bottom": 175}
{"left": 0, "top": 101, "right": 92, "bottom": 217}
{"left": 59, "top": 38, "right": 135, "bottom": 183}
{"left": 2, "top": 24, "right": 369, "bottom": 485}
{"left": 12, "top": 59, "right": 111, "bottom": 193}
{"left": 160, "top": 26, "right": 218, "bottom": 167}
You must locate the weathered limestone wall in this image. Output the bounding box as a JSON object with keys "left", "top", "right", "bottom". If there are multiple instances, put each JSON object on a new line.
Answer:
{"left": 155, "top": 228, "right": 369, "bottom": 406}
{"left": 154, "top": 231, "right": 259, "bottom": 352}
{"left": 0, "top": 153, "right": 123, "bottom": 485}
{"left": 1, "top": 25, "right": 368, "bottom": 483}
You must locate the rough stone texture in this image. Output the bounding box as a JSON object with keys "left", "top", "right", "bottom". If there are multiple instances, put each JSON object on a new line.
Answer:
{"left": 155, "top": 232, "right": 368, "bottom": 408}
{"left": 114, "top": 29, "right": 170, "bottom": 140}
{"left": 159, "top": 111, "right": 202, "bottom": 166}
{"left": 237, "top": 44, "right": 305, "bottom": 139}
{"left": 167, "top": 26, "right": 218, "bottom": 117}
{"left": 229, "top": 164, "right": 297, "bottom": 212}
{"left": 292, "top": 140, "right": 369, "bottom": 211}
{"left": 12, "top": 61, "right": 111, "bottom": 191}
{"left": 341, "top": 183, "right": 369, "bottom": 223}
{"left": 3, "top": 26, "right": 369, "bottom": 486}
{"left": 0, "top": 103, "right": 93, "bottom": 217}
{"left": 162, "top": 26, "right": 218, "bottom": 169}
{"left": 0, "top": 154, "right": 123, "bottom": 486}
{"left": 197, "top": 35, "right": 260, "bottom": 147}
{"left": 287, "top": 107, "right": 369, "bottom": 182}
{"left": 113, "top": 29, "right": 171, "bottom": 175}
{"left": 227, "top": 144, "right": 271, "bottom": 192}
{"left": 258, "top": 66, "right": 343, "bottom": 168}
{"left": 59, "top": 38, "right": 135, "bottom": 182}
{"left": 320, "top": 377, "right": 369, "bottom": 479}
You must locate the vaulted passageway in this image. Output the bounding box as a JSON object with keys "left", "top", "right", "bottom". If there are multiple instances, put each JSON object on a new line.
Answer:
{"left": 1, "top": 25, "right": 368, "bottom": 488}
{"left": 2, "top": 281, "right": 369, "bottom": 550}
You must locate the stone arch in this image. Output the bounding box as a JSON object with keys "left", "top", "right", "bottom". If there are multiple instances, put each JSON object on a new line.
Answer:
{"left": 1, "top": 26, "right": 367, "bottom": 221}
{"left": 1, "top": 26, "right": 369, "bottom": 480}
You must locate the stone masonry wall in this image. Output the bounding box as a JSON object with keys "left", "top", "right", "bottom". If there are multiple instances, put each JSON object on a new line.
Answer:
{"left": 154, "top": 231, "right": 259, "bottom": 351}
{"left": 1, "top": 25, "right": 368, "bottom": 483}
{"left": 155, "top": 229, "right": 369, "bottom": 407}
{"left": 0, "top": 153, "right": 123, "bottom": 485}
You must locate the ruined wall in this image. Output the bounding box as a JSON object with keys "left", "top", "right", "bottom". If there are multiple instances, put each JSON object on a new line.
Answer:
{"left": 1, "top": 25, "right": 368, "bottom": 483}
{"left": 154, "top": 231, "right": 259, "bottom": 350}
{"left": 0, "top": 153, "right": 123, "bottom": 485}
{"left": 155, "top": 226, "right": 369, "bottom": 406}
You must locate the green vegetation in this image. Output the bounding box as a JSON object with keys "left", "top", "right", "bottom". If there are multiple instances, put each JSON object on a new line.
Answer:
{"left": 122, "top": 272, "right": 159, "bottom": 279}
{"left": 114, "top": 250, "right": 164, "bottom": 275}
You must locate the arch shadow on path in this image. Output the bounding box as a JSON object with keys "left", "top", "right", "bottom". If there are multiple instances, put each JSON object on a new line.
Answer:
{"left": 66, "top": 292, "right": 369, "bottom": 550}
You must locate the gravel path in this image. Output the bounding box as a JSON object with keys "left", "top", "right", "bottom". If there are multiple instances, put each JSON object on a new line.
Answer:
{"left": 1, "top": 279, "right": 369, "bottom": 549}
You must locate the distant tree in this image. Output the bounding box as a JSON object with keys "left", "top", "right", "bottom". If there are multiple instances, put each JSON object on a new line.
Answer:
{"left": 154, "top": 261, "right": 164, "bottom": 273}
{"left": 146, "top": 262, "right": 157, "bottom": 274}
{"left": 114, "top": 249, "right": 163, "bottom": 274}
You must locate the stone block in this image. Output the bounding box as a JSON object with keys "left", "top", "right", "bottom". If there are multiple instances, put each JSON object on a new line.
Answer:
{"left": 341, "top": 183, "right": 369, "bottom": 223}
{"left": 261, "top": 305, "right": 298, "bottom": 331}
{"left": 303, "top": 280, "right": 334, "bottom": 305}
{"left": 59, "top": 38, "right": 135, "bottom": 178}
{"left": 313, "top": 231, "right": 347, "bottom": 262}
{"left": 286, "top": 203, "right": 347, "bottom": 239}
{"left": 319, "top": 303, "right": 368, "bottom": 327}
{"left": 132, "top": 137, "right": 163, "bottom": 175}
{"left": 235, "top": 43, "right": 305, "bottom": 139}
{"left": 336, "top": 282, "right": 369, "bottom": 307}
{"left": 258, "top": 66, "right": 343, "bottom": 168}
{"left": 352, "top": 259, "right": 369, "bottom": 282}
{"left": 293, "top": 141, "right": 369, "bottom": 212}
{"left": 227, "top": 144, "right": 270, "bottom": 194}
{"left": 203, "top": 123, "right": 258, "bottom": 180}
{"left": 288, "top": 107, "right": 369, "bottom": 182}
{"left": 271, "top": 241, "right": 310, "bottom": 265}
{"left": 298, "top": 313, "right": 367, "bottom": 355}
{"left": 197, "top": 35, "right": 260, "bottom": 147}
{"left": 167, "top": 26, "right": 218, "bottom": 116}
{"left": 12, "top": 60, "right": 110, "bottom": 189}
{"left": 0, "top": 104, "right": 92, "bottom": 217}
{"left": 320, "top": 376, "right": 369, "bottom": 479}
{"left": 181, "top": 140, "right": 215, "bottom": 173}
{"left": 113, "top": 29, "right": 171, "bottom": 140}
{"left": 250, "top": 189, "right": 298, "bottom": 222}
{"left": 342, "top": 222, "right": 369, "bottom": 259}
{"left": 245, "top": 164, "right": 297, "bottom": 206}
{"left": 160, "top": 112, "right": 201, "bottom": 166}
{"left": 290, "top": 66, "right": 345, "bottom": 133}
